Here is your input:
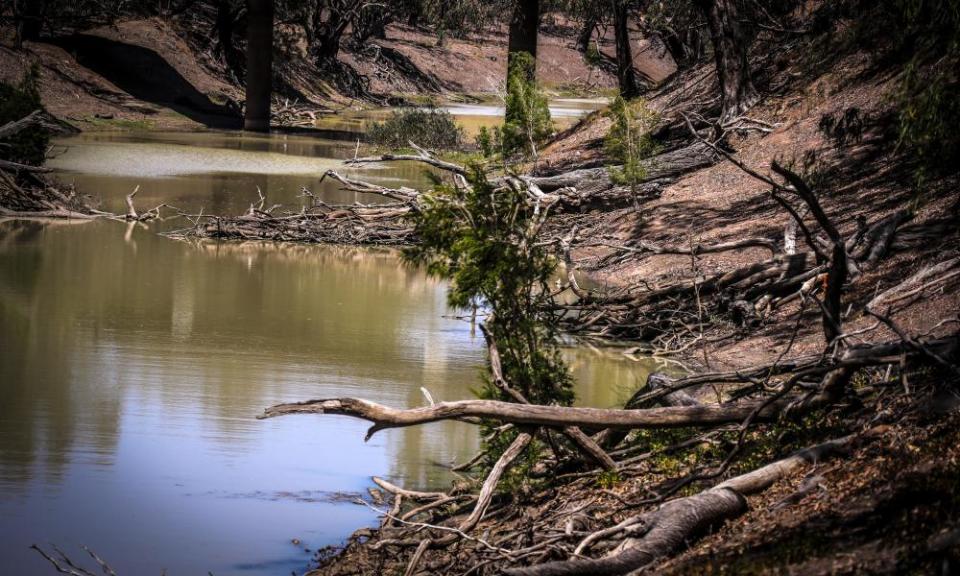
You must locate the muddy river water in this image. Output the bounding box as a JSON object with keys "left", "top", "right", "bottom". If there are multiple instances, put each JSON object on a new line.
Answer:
{"left": 0, "top": 103, "right": 661, "bottom": 575}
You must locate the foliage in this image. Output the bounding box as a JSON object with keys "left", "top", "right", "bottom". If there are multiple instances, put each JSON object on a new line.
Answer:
{"left": 583, "top": 42, "right": 603, "bottom": 68}
{"left": 475, "top": 126, "right": 496, "bottom": 158}
{"left": 832, "top": 0, "right": 960, "bottom": 183}
{"left": 368, "top": 108, "right": 465, "bottom": 151}
{"left": 886, "top": 0, "right": 960, "bottom": 183}
{"left": 0, "top": 66, "right": 49, "bottom": 167}
{"left": 595, "top": 469, "right": 622, "bottom": 489}
{"left": 895, "top": 60, "right": 960, "bottom": 184}
{"left": 604, "top": 95, "right": 660, "bottom": 187}
{"left": 404, "top": 167, "right": 573, "bottom": 407}
{"left": 500, "top": 52, "right": 554, "bottom": 160}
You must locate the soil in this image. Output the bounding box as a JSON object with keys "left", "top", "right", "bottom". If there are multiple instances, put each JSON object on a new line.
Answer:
{"left": 0, "top": 16, "right": 674, "bottom": 132}
{"left": 300, "top": 6, "right": 959, "bottom": 575}
{"left": 3, "top": 6, "right": 958, "bottom": 574}
{"left": 540, "top": 38, "right": 960, "bottom": 372}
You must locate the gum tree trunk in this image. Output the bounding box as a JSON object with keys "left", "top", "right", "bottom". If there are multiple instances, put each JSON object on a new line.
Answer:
{"left": 508, "top": 0, "right": 539, "bottom": 78}
{"left": 14, "top": 0, "right": 44, "bottom": 47}
{"left": 576, "top": 10, "right": 599, "bottom": 53}
{"left": 613, "top": 0, "right": 641, "bottom": 98}
{"left": 243, "top": 0, "right": 273, "bottom": 132}
{"left": 695, "top": 0, "right": 758, "bottom": 120}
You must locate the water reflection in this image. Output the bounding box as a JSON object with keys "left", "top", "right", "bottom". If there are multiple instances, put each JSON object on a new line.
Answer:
{"left": 0, "top": 129, "right": 658, "bottom": 576}
{"left": 315, "top": 99, "right": 609, "bottom": 138}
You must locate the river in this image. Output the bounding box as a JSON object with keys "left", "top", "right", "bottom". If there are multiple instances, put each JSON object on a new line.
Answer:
{"left": 0, "top": 104, "right": 659, "bottom": 575}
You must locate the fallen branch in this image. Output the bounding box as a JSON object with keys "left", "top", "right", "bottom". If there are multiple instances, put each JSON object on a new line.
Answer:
{"left": 259, "top": 396, "right": 804, "bottom": 437}
{"left": 345, "top": 149, "right": 467, "bottom": 176}
{"left": 504, "top": 434, "right": 859, "bottom": 576}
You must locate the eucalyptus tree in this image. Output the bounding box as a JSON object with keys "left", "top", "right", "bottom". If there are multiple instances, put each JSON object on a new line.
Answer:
{"left": 243, "top": 0, "right": 272, "bottom": 131}
{"left": 508, "top": 0, "right": 539, "bottom": 75}
{"left": 693, "top": 0, "right": 757, "bottom": 120}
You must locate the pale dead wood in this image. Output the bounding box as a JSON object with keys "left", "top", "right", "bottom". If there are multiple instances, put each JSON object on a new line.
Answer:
{"left": 345, "top": 150, "right": 467, "bottom": 176}
{"left": 504, "top": 434, "right": 860, "bottom": 576}
{"left": 482, "top": 322, "right": 616, "bottom": 471}
{"left": 372, "top": 476, "right": 447, "bottom": 501}
{"left": 0, "top": 109, "right": 44, "bottom": 140}
{"left": 258, "top": 396, "right": 803, "bottom": 435}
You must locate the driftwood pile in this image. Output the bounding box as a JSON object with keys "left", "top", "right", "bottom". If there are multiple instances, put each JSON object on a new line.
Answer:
{"left": 0, "top": 110, "right": 97, "bottom": 219}
{"left": 271, "top": 96, "right": 335, "bottom": 128}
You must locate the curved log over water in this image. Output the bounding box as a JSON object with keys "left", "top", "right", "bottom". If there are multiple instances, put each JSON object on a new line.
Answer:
{"left": 259, "top": 396, "right": 797, "bottom": 439}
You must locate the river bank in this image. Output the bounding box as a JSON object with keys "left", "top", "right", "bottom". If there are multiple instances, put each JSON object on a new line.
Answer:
{"left": 0, "top": 126, "right": 671, "bottom": 576}
{"left": 0, "top": 14, "right": 670, "bottom": 133}
{"left": 252, "top": 5, "right": 958, "bottom": 575}
{"left": 3, "top": 3, "right": 959, "bottom": 574}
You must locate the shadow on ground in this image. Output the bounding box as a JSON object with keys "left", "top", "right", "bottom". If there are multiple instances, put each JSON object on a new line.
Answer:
{"left": 55, "top": 34, "right": 240, "bottom": 129}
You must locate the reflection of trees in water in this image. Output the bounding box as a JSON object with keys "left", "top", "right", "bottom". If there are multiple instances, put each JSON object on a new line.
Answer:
{"left": 0, "top": 221, "right": 123, "bottom": 490}
{"left": 0, "top": 217, "right": 662, "bottom": 496}
{"left": 564, "top": 347, "right": 665, "bottom": 409}
{"left": 0, "top": 221, "right": 481, "bottom": 489}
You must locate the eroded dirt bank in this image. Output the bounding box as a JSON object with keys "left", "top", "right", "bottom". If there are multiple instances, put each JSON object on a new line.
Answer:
{"left": 282, "top": 4, "right": 959, "bottom": 576}
{"left": 0, "top": 16, "right": 669, "bottom": 131}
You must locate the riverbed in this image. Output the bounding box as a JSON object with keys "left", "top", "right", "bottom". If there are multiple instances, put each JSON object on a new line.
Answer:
{"left": 0, "top": 106, "right": 658, "bottom": 576}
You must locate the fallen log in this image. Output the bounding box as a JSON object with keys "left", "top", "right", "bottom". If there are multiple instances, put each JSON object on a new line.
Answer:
{"left": 0, "top": 109, "right": 44, "bottom": 140}
{"left": 527, "top": 142, "right": 715, "bottom": 192}
{"left": 483, "top": 323, "right": 617, "bottom": 471}
{"left": 258, "top": 396, "right": 801, "bottom": 438}
{"left": 504, "top": 434, "right": 859, "bottom": 576}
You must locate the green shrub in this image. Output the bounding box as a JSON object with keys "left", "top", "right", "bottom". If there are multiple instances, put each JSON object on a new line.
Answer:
{"left": 604, "top": 95, "right": 660, "bottom": 187}
{"left": 0, "top": 65, "right": 49, "bottom": 167}
{"left": 501, "top": 52, "right": 554, "bottom": 160}
{"left": 896, "top": 61, "right": 960, "bottom": 184}
{"left": 405, "top": 166, "right": 574, "bottom": 469}
{"left": 840, "top": 0, "right": 960, "bottom": 183}
{"left": 584, "top": 43, "right": 603, "bottom": 68}
{"left": 367, "top": 107, "right": 464, "bottom": 151}
{"left": 475, "top": 125, "right": 495, "bottom": 158}
{"left": 404, "top": 166, "right": 573, "bottom": 407}
{"left": 887, "top": 0, "right": 960, "bottom": 183}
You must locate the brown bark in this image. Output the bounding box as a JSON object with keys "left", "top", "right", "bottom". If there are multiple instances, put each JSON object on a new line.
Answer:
{"left": 508, "top": 0, "right": 540, "bottom": 76}
{"left": 694, "top": 0, "right": 758, "bottom": 120}
{"left": 216, "top": 0, "right": 245, "bottom": 83}
{"left": 14, "top": 0, "right": 44, "bottom": 46}
{"left": 612, "top": 0, "right": 641, "bottom": 99}
{"left": 771, "top": 162, "right": 846, "bottom": 344}
{"left": 576, "top": 11, "right": 599, "bottom": 54}
{"left": 243, "top": 0, "right": 273, "bottom": 132}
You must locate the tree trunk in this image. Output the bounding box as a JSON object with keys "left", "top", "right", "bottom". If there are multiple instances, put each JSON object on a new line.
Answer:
{"left": 613, "top": 0, "right": 641, "bottom": 99}
{"left": 315, "top": 10, "right": 349, "bottom": 62}
{"left": 695, "top": 0, "right": 758, "bottom": 120}
{"left": 576, "top": 11, "right": 598, "bottom": 54}
{"left": 505, "top": 435, "right": 858, "bottom": 576}
{"left": 216, "top": 0, "right": 245, "bottom": 83}
{"left": 508, "top": 0, "right": 539, "bottom": 78}
{"left": 14, "top": 0, "right": 44, "bottom": 47}
{"left": 243, "top": 0, "right": 273, "bottom": 132}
